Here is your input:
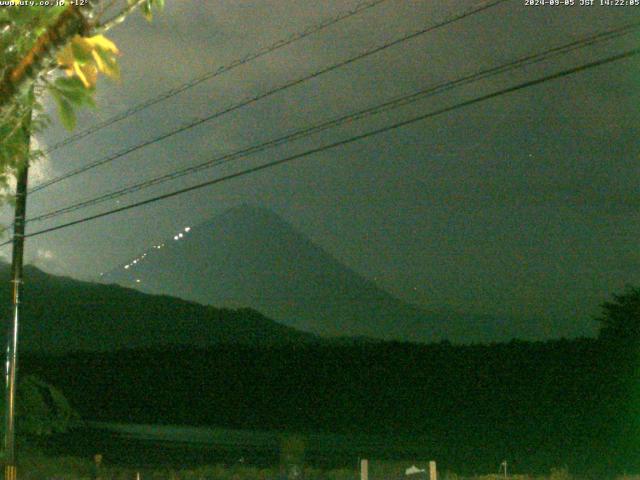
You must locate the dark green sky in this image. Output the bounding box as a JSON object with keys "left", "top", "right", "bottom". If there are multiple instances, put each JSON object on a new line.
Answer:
{"left": 4, "top": 0, "right": 639, "bottom": 339}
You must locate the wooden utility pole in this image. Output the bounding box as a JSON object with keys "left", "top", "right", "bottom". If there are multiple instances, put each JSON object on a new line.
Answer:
{"left": 3, "top": 100, "right": 32, "bottom": 480}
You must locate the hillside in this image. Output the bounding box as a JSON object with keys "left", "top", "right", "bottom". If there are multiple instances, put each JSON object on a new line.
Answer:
{"left": 101, "top": 205, "right": 554, "bottom": 343}
{"left": 0, "top": 264, "right": 316, "bottom": 353}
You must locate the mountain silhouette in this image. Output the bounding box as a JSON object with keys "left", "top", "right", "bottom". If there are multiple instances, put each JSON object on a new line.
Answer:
{"left": 101, "top": 205, "right": 551, "bottom": 343}
{"left": 0, "top": 263, "right": 317, "bottom": 353}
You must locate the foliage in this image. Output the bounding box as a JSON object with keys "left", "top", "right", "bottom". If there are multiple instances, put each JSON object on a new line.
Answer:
{"left": 12, "top": 460, "right": 357, "bottom": 480}
{"left": 23, "top": 338, "right": 612, "bottom": 474}
{"left": 11, "top": 281, "right": 640, "bottom": 475}
{"left": 595, "top": 286, "right": 640, "bottom": 342}
{"left": 280, "top": 434, "right": 306, "bottom": 476}
{"left": 0, "top": 0, "right": 165, "bottom": 193}
{"left": 0, "top": 374, "right": 81, "bottom": 437}
{"left": 548, "top": 467, "right": 572, "bottom": 480}
{"left": 17, "top": 453, "right": 94, "bottom": 480}
{"left": 50, "top": 34, "right": 121, "bottom": 129}
{"left": 0, "top": 459, "right": 631, "bottom": 480}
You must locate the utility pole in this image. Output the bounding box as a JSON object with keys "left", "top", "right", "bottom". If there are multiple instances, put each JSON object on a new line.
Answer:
{"left": 3, "top": 99, "right": 32, "bottom": 480}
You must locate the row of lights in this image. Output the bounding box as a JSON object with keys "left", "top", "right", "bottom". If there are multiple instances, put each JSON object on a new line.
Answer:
{"left": 173, "top": 226, "right": 191, "bottom": 240}
{"left": 123, "top": 252, "right": 147, "bottom": 270}
{"left": 121, "top": 226, "right": 192, "bottom": 272}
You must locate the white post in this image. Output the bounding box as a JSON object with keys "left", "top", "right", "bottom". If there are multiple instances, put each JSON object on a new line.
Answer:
{"left": 360, "top": 459, "right": 369, "bottom": 480}
{"left": 429, "top": 461, "right": 437, "bottom": 480}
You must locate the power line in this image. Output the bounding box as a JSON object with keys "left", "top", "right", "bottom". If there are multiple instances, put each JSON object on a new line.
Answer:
{"left": 42, "top": 0, "right": 392, "bottom": 155}
{"left": 30, "top": 0, "right": 508, "bottom": 194}
{"left": 25, "top": 21, "right": 640, "bottom": 224}
{"left": 6, "top": 47, "right": 636, "bottom": 247}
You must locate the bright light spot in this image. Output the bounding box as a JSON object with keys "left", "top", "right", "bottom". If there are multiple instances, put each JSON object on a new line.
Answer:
{"left": 174, "top": 235, "right": 179, "bottom": 240}
{"left": 185, "top": 227, "right": 191, "bottom": 232}
{"left": 136, "top": 279, "right": 141, "bottom": 283}
{"left": 124, "top": 265, "right": 130, "bottom": 269}
{"left": 178, "top": 233, "right": 184, "bottom": 238}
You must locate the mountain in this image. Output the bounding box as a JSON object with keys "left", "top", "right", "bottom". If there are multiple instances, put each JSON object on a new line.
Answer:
{"left": 0, "top": 264, "right": 317, "bottom": 353}
{"left": 100, "top": 205, "right": 547, "bottom": 343}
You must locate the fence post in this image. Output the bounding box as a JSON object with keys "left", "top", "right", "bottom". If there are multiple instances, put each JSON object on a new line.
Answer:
{"left": 429, "top": 461, "right": 437, "bottom": 480}
{"left": 360, "top": 459, "right": 369, "bottom": 480}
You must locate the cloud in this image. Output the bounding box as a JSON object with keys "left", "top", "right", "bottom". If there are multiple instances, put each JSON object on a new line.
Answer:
{"left": 34, "top": 248, "right": 54, "bottom": 260}
{"left": 26, "top": 247, "right": 68, "bottom": 276}
{"left": 30, "top": 138, "right": 54, "bottom": 185}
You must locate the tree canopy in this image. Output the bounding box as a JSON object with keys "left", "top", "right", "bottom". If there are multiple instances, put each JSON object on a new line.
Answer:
{"left": 0, "top": 0, "right": 164, "bottom": 197}
{"left": 0, "top": 375, "right": 80, "bottom": 437}
{"left": 596, "top": 286, "right": 640, "bottom": 342}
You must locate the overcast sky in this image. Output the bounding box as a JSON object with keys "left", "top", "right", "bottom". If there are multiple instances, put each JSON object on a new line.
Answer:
{"left": 3, "top": 0, "right": 639, "bottom": 338}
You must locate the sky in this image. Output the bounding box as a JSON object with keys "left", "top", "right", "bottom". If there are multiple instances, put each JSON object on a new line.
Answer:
{"left": 2, "top": 0, "right": 639, "bottom": 338}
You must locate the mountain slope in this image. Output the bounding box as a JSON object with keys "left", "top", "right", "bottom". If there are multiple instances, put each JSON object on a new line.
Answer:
{"left": 0, "top": 264, "right": 317, "bottom": 353}
{"left": 101, "top": 205, "right": 542, "bottom": 343}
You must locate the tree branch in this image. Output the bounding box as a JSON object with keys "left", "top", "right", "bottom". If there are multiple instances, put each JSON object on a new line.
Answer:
{"left": 0, "top": 4, "right": 92, "bottom": 112}
{"left": 0, "top": 0, "right": 150, "bottom": 123}
{"left": 94, "top": 0, "right": 148, "bottom": 34}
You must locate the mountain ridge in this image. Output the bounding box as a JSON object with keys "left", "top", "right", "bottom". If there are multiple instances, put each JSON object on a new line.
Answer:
{"left": 100, "top": 204, "right": 570, "bottom": 343}
{"left": 0, "top": 263, "right": 318, "bottom": 353}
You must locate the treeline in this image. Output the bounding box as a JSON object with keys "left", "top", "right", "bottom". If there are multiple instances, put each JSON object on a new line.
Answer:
{"left": 19, "top": 336, "right": 640, "bottom": 476}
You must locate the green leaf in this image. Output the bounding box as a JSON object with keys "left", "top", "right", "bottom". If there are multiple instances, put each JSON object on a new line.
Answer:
{"left": 51, "top": 90, "right": 76, "bottom": 131}
{"left": 53, "top": 77, "right": 95, "bottom": 108}
{"left": 70, "top": 41, "right": 91, "bottom": 64}
{"left": 94, "top": 47, "right": 120, "bottom": 80}
{"left": 142, "top": 0, "right": 153, "bottom": 21}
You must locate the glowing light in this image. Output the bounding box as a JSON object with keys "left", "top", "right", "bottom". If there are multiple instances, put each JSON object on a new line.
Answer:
{"left": 124, "top": 265, "right": 130, "bottom": 269}
{"left": 136, "top": 279, "right": 141, "bottom": 283}
{"left": 178, "top": 233, "right": 184, "bottom": 238}
{"left": 185, "top": 227, "right": 191, "bottom": 232}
